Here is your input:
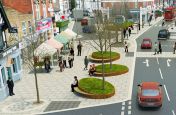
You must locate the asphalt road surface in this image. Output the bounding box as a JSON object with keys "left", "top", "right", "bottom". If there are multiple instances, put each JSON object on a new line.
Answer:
{"left": 136, "top": 20, "right": 175, "bottom": 52}
{"left": 131, "top": 57, "right": 176, "bottom": 115}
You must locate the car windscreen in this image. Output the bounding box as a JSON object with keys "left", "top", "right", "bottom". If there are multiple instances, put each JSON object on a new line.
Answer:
{"left": 159, "top": 31, "right": 167, "bottom": 35}
{"left": 143, "top": 40, "right": 150, "bottom": 44}
{"left": 142, "top": 89, "right": 159, "bottom": 96}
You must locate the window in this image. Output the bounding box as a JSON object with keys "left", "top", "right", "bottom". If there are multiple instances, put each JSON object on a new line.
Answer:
{"left": 12, "top": 58, "right": 18, "bottom": 73}
{"left": 22, "top": 22, "right": 27, "bottom": 36}
{"left": 1, "top": 68, "right": 6, "bottom": 85}
{"left": 6, "top": 67, "right": 12, "bottom": 79}
{"left": 36, "top": 4, "right": 40, "bottom": 20}
{"left": 17, "top": 56, "right": 21, "bottom": 70}
{"left": 0, "top": 31, "right": 4, "bottom": 49}
{"left": 43, "top": 4, "right": 47, "bottom": 18}
{"left": 28, "top": 21, "right": 32, "bottom": 33}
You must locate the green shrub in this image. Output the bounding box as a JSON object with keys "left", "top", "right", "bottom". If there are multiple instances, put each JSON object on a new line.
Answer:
{"left": 92, "top": 51, "right": 120, "bottom": 59}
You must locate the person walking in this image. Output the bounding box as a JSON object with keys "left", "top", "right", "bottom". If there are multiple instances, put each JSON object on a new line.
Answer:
{"left": 68, "top": 55, "right": 72, "bottom": 68}
{"left": 84, "top": 56, "right": 89, "bottom": 70}
{"left": 124, "top": 41, "right": 128, "bottom": 53}
{"left": 7, "top": 77, "right": 15, "bottom": 96}
{"left": 63, "top": 55, "right": 67, "bottom": 68}
{"left": 123, "top": 29, "right": 126, "bottom": 39}
{"left": 154, "top": 42, "right": 158, "bottom": 55}
{"left": 173, "top": 42, "right": 176, "bottom": 54}
{"left": 77, "top": 41, "right": 82, "bottom": 56}
{"left": 162, "top": 19, "right": 165, "bottom": 27}
{"left": 158, "top": 42, "right": 162, "bottom": 54}
{"left": 71, "top": 76, "right": 78, "bottom": 92}
{"left": 128, "top": 27, "right": 131, "bottom": 36}
{"left": 126, "top": 28, "right": 129, "bottom": 39}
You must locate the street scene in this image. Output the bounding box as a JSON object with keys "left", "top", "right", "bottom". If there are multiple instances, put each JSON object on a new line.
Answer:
{"left": 0, "top": 0, "right": 176, "bottom": 115}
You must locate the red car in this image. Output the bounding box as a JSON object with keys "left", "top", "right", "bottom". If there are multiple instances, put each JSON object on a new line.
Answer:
{"left": 137, "top": 82, "right": 163, "bottom": 107}
{"left": 141, "top": 38, "right": 152, "bottom": 49}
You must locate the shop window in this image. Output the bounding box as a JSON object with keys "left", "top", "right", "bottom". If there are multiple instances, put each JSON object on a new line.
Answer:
{"left": 1, "top": 67, "right": 6, "bottom": 84}
{"left": 6, "top": 67, "right": 12, "bottom": 79}
{"left": 22, "top": 21, "right": 27, "bottom": 36}
{"left": 28, "top": 21, "right": 32, "bottom": 34}
{"left": 12, "top": 58, "right": 18, "bottom": 73}
{"left": 0, "top": 31, "right": 4, "bottom": 50}
{"left": 36, "top": 4, "right": 40, "bottom": 20}
{"left": 17, "top": 56, "right": 21, "bottom": 70}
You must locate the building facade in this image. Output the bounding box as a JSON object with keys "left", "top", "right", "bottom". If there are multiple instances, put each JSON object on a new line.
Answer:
{"left": 0, "top": 1, "right": 21, "bottom": 101}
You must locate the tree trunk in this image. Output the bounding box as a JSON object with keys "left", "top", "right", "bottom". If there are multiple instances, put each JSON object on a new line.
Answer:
{"left": 101, "top": 51, "right": 105, "bottom": 90}
{"left": 34, "top": 65, "right": 40, "bottom": 103}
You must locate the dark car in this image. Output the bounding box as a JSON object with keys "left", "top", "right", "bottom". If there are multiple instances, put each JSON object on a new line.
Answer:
{"left": 137, "top": 82, "right": 163, "bottom": 108}
{"left": 158, "top": 29, "right": 170, "bottom": 40}
{"left": 141, "top": 38, "right": 152, "bottom": 49}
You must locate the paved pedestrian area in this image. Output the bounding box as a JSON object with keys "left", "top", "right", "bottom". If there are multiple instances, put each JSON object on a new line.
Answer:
{"left": 0, "top": 17, "right": 163, "bottom": 115}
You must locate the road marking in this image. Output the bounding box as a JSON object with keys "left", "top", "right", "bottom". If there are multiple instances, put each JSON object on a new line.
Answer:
{"left": 143, "top": 59, "right": 149, "bottom": 67}
{"left": 159, "top": 68, "right": 163, "bottom": 79}
{"left": 128, "top": 101, "right": 131, "bottom": 105}
{"left": 121, "top": 111, "right": 124, "bottom": 115}
{"left": 157, "top": 58, "right": 159, "bottom": 64}
{"left": 128, "top": 106, "right": 131, "bottom": 110}
{"left": 164, "top": 85, "right": 170, "bottom": 101}
{"left": 122, "top": 102, "right": 125, "bottom": 106}
{"left": 167, "top": 59, "right": 171, "bottom": 67}
{"left": 172, "top": 110, "right": 175, "bottom": 115}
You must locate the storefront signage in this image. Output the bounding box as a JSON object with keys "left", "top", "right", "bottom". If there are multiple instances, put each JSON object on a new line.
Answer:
{"left": 2, "top": 46, "right": 17, "bottom": 57}
{"left": 36, "top": 18, "right": 52, "bottom": 33}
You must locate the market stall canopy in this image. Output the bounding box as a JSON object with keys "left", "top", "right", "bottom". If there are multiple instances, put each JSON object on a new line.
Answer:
{"left": 60, "top": 31, "right": 73, "bottom": 40}
{"left": 46, "top": 38, "right": 63, "bottom": 49}
{"left": 54, "top": 34, "right": 69, "bottom": 45}
{"left": 64, "top": 28, "right": 77, "bottom": 39}
{"left": 34, "top": 42, "right": 57, "bottom": 57}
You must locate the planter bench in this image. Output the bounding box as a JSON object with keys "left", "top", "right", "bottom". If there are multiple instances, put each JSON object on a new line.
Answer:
{"left": 89, "top": 55, "right": 120, "bottom": 63}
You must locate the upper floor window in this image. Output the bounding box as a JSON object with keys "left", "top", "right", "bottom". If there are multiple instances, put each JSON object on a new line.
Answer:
{"left": 35, "top": 4, "right": 40, "bottom": 20}
{"left": 12, "top": 58, "right": 18, "bottom": 73}
{"left": 28, "top": 21, "right": 32, "bottom": 34}
{"left": 43, "top": 4, "right": 47, "bottom": 18}
{"left": 22, "top": 21, "right": 27, "bottom": 36}
{"left": 1, "top": 67, "right": 6, "bottom": 86}
{"left": 0, "top": 31, "right": 4, "bottom": 50}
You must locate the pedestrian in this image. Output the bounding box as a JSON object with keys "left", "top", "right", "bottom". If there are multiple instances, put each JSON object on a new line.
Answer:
{"left": 154, "top": 42, "right": 158, "bottom": 55}
{"left": 63, "top": 55, "right": 67, "bottom": 68}
{"left": 173, "top": 42, "right": 176, "bottom": 54}
{"left": 142, "top": 20, "right": 144, "bottom": 28}
{"left": 126, "top": 28, "right": 129, "bottom": 39}
{"left": 71, "top": 76, "right": 78, "bottom": 92}
{"left": 68, "top": 55, "right": 72, "bottom": 68}
{"left": 84, "top": 56, "right": 89, "bottom": 70}
{"left": 77, "top": 41, "right": 82, "bottom": 56}
{"left": 124, "top": 41, "right": 128, "bottom": 53}
{"left": 128, "top": 27, "right": 131, "bottom": 36}
{"left": 70, "top": 48, "right": 74, "bottom": 56}
{"left": 70, "top": 54, "right": 74, "bottom": 67}
{"left": 162, "top": 19, "right": 165, "bottom": 26}
{"left": 123, "top": 29, "right": 126, "bottom": 38}
{"left": 7, "top": 77, "right": 15, "bottom": 96}
{"left": 158, "top": 42, "right": 162, "bottom": 54}
{"left": 44, "top": 57, "right": 50, "bottom": 73}
{"left": 138, "top": 23, "right": 140, "bottom": 30}
{"left": 59, "top": 61, "right": 64, "bottom": 72}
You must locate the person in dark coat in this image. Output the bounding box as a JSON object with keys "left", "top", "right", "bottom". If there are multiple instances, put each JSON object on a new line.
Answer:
{"left": 7, "top": 77, "right": 15, "bottom": 96}
{"left": 68, "top": 55, "right": 72, "bottom": 68}
{"left": 70, "top": 48, "right": 74, "bottom": 56}
{"left": 84, "top": 56, "right": 89, "bottom": 70}
{"left": 128, "top": 27, "right": 131, "bottom": 36}
{"left": 158, "top": 42, "right": 162, "bottom": 54}
{"left": 77, "top": 42, "right": 82, "bottom": 56}
{"left": 123, "top": 29, "right": 126, "bottom": 38}
{"left": 71, "top": 76, "right": 78, "bottom": 92}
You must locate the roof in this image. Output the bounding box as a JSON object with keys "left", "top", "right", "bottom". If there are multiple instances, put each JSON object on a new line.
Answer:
{"left": 54, "top": 34, "right": 69, "bottom": 45}
{"left": 141, "top": 82, "right": 159, "bottom": 89}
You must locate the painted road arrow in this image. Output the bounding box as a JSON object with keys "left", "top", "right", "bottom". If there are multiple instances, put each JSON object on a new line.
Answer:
{"left": 167, "top": 59, "right": 171, "bottom": 67}
{"left": 143, "top": 59, "right": 149, "bottom": 67}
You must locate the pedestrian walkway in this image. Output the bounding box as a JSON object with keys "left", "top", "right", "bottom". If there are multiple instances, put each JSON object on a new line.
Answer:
{"left": 0, "top": 17, "right": 163, "bottom": 115}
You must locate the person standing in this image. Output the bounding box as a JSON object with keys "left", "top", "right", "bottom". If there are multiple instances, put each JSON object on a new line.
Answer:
{"left": 173, "top": 42, "right": 176, "bottom": 54}
{"left": 63, "top": 55, "right": 67, "bottom": 68}
{"left": 162, "top": 19, "right": 165, "bottom": 26}
{"left": 77, "top": 41, "right": 82, "bottom": 56}
{"left": 154, "top": 42, "right": 158, "bottom": 55}
{"left": 123, "top": 29, "right": 126, "bottom": 39}
{"left": 68, "top": 55, "right": 72, "bottom": 68}
{"left": 126, "top": 28, "right": 129, "bottom": 39}
{"left": 158, "top": 42, "right": 162, "bottom": 54}
{"left": 128, "top": 27, "right": 131, "bottom": 37}
{"left": 124, "top": 41, "right": 128, "bottom": 53}
{"left": 84, "top": 56, "right": 89, "bottom": 70}
{"left": 7, "top": 77, "right": 15, "bottom": 96}
{"left": 71, "top": 76, "right": 78, "bottom": 92}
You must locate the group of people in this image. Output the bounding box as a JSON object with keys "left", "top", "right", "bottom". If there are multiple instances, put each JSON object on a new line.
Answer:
{"left": 154, "top": 42, "right": 162, "bottom": 55}
{"left": 123, "top": 26, "right": 132, "bottom": 39}
{"left": 58, "top": 48, "right": 75, "bottom": 72}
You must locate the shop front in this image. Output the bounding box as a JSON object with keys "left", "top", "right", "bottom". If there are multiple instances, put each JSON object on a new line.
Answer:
{"left": 0, "top": 44, "right": 22, "bottom": 101}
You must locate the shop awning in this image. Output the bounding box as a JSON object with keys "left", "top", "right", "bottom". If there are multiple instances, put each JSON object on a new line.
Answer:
{"left": 54, "top": 34, "right": 69, "bottom": 45}
{"left": 35, "top": 42, "right": 57, "bottom": 57}
{"left": 60, "top": 31, "right": 73, "bottom": 40}
{"left": 64, "top": 28, "right": 77, "bottom": 39}
{"left": 46, "top": 38, "right": 63, "bottom": 50}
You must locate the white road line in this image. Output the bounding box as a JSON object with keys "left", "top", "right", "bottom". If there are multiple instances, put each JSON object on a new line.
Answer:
{"left": 159, "top": 68, "right": 163, "bottom": 79}
{"left": 172, "top": 110, "right": 175, "bottom": 115}
{"left": 164, "top": 85, "right": 170, "bottom": 102}
{"left": 121, "top": 106, "right": 125, "bottom": 111}
{"left": 122, "top": 102, "right": 125, "bottom": 106}
{"left": 128, "top": 101, "right": 131, "bottom": 105}
{"left": 128, "top": 106, "right": 131, "bottom": 110}
{"left": 157, "top": 58, "right": 159, "bottom": 64}
{"left": 128, "top": 110, "right": 131, "bottom": 115}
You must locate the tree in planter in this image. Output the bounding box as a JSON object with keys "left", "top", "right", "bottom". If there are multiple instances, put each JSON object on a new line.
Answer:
{"left": 70, "top": 0, "right": 76, "bottom": 11}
